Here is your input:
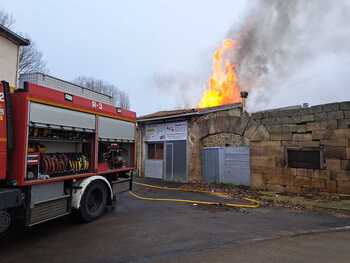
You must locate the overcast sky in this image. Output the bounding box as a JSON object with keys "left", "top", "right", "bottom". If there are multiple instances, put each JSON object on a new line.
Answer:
{"left": 1, "top": 0, "right": 248, "bottom": 115}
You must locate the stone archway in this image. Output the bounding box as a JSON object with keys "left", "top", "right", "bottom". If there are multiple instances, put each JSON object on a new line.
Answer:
{"left": 187, "top": 112, "right": 270, "bottom": 182}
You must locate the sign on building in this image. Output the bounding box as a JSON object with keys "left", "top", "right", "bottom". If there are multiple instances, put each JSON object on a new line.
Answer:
{"left": 145, "top": 121, "right": 187, "bottom": 141}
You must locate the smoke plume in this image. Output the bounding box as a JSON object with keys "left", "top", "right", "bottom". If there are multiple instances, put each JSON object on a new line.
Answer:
{"left": 230, "top": 0, "right": 350, "bottom": 111}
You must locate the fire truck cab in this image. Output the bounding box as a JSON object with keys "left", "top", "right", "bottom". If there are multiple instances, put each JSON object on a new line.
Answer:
{"left": 0, "top": 73, "right": 136, "bottom": 233}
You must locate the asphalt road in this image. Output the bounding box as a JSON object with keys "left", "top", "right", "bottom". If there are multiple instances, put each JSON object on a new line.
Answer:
{"left": 1, "top": 185, "right": 350, "bottom": 263}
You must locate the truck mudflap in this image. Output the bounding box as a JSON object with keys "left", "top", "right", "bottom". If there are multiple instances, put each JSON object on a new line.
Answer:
{"left": 0, "top": 188, "right": 22, "bottom": 210}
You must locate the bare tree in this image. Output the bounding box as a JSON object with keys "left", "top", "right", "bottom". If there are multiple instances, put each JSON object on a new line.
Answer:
{"left": 0, "top": 8, "right": 48, "bottom": 74}
{"left": 0, "top": 8, "right": 15, "bottom": 28}
{"left": 74, "top": 76, "right": 130, "bottom": 109}
{"left": 18, "top": 38, "right": 48, "bottom": 74}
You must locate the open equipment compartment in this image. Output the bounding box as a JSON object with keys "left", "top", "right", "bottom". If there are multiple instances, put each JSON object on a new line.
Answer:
{"left": 97, "top": 116, "right": 135, "bottom": 173}
{"left": 26, "top": 101, "right": 96, "bottom": 181}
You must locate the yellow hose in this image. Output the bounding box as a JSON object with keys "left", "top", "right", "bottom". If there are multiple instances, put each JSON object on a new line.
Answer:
{"left": 129, "top": 181, "right": 260, "bottom": 209}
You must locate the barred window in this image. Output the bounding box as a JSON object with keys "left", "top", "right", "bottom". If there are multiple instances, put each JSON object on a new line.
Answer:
{"left": 147, "top": 143, "right": 164, "bottom": 160}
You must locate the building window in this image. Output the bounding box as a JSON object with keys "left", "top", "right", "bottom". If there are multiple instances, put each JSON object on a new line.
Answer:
{"left": 287, "top": 147, "right": 325, "bottom": 169}
{"left": 147, "top": 143, "right": 164, "bottom": 160}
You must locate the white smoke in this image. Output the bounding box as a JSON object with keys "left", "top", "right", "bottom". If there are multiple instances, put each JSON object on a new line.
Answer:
{"left": 229, "top": 0, "right": 350, "bottom": 111}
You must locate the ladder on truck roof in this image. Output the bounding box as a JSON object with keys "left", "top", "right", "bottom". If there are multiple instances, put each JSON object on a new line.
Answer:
{"left": 19, "top": 73, "right": 114, "bottom": 106}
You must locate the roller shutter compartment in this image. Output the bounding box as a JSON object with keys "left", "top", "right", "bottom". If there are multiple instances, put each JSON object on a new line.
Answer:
{"left": 98, "top": 116, "right": 135, "bottom": 141}
{"left": 29, "top": 102, "right": 95, "bottom": 131}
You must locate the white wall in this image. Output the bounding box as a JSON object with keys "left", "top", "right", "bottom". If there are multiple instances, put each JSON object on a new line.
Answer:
{"left": 0, "top": 36, "right": 19, "bottom": 87}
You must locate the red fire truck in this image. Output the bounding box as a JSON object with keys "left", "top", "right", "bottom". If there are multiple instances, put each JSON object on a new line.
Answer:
{"left": 0, "top": 73, "right": 136, "bottom": 234}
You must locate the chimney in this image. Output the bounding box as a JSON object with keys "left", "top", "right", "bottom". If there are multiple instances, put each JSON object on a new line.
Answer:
{"left": 240, "top": 91, "right": 248, "bottom": 112}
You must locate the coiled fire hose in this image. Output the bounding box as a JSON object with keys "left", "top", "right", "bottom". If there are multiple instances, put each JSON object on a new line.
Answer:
{"left": 129, "top": 182, "right": 260, "bottom": 209}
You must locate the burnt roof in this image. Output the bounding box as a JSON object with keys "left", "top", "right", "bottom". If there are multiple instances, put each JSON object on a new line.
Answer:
{"left": 0, "top": 24, "right": 30, "bottom": 46}
{"left": 137, "top": 103, "right": 241, "bottom": 122}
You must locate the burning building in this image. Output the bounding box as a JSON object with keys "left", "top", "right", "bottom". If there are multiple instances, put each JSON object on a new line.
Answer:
{"left": 137, "top": 36, "right": 350, "bottom": 194}
{"left": 137, "top": 101, "right": 350, "bottom": 194}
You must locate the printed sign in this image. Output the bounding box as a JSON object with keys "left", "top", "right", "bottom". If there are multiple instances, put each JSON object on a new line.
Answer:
{"left": 145, "top": 121, "right": 187, "bottom": 141}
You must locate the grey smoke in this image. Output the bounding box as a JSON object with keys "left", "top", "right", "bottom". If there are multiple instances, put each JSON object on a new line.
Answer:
{"left": 152, "top": 71, "right": 208, "bottom": 109}
{"left": 230, "top": 0, "right": 350, "bottom": 111}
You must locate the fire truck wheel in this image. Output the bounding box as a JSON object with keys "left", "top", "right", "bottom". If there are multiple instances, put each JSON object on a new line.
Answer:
{"left": 0, "top": 210, "right": 11, "bottom": 235}
{"left": 79, "top": 181, "right": 108, "bottom": 222}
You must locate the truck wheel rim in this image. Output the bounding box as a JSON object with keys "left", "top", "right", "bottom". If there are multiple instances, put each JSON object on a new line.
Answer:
{"left": 0, "top": 211, "right": 11, "bottom": 233}
{"left": 87, "top": 189, "right": 103, "bottom": 213}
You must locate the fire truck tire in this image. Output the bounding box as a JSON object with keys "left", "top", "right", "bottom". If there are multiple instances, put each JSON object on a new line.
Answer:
{"left": 78, "top": 181, "right": 108, "bottom": 222}
{"left": 0, "top": 210, "right": 11, "bottom": 235}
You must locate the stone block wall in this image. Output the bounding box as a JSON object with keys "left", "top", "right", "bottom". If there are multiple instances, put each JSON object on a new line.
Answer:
{"left": 251, "top": 102, "right": 350, "bottom": 194}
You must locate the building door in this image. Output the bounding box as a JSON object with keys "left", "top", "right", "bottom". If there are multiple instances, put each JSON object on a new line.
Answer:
{"left": 144, "top": 142, "right": 164, "bottom": 179}
{"left": 164, "top": 143, "right": 174, "bottom": 181}
{"left": 221, "top": 146, "right": 250, "bottom": 186}
{"left": 202, "top": 146, "right": 250, "bottom": 186}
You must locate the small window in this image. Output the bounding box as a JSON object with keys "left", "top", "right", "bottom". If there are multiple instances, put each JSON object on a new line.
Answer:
{"left": 147, "top": 143, "right": 164, "bottom": 160}
{"left": 287, "top": 147, "right": 324, "bottom": 169}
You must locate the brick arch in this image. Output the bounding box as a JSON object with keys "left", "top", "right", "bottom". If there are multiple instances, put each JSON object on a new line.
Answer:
{"left": 196, "top": 112, "right": 270, "bottom": 142}
{"left": 187, "top": 112, "right": 270, "bottom": 182}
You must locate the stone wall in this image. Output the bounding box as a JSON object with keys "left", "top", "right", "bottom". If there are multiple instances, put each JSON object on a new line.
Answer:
{"left": 251, "top": 102, "right": 350, "bottom": 194}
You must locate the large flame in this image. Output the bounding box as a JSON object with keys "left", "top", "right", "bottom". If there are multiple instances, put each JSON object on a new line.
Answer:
{"left": 198, "top": 39, "right": 241, "bottom": 108}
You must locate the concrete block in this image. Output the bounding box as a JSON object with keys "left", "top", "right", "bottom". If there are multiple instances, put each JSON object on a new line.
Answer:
{"left": 341, "top": 160, "right": 350, "bottom": 170}
{"left": 266, "top": 184, "right": 287, "bottom": 193}
{"left": 327, "top": 111, "right": 344, "bottom": 120}
{"left": 334, "top": 128, "right": 350, "bottom": 139}
{"left": 233, "top": 115, "right": 250, "bottom": 135}
{"left": 251, "top": 112, "right": 264, "bottom": 120}
{"left": 294, "top": 175, "right": 312, "bottom": 187}
{"left": 266, "top": 125, "right": 282, "bottom": 133}
{"left": 339, "top": 102, "right": 350, "bottom": 111}
{"left": 282, "top": 140, "right": 300, "bottom": 147}
{"left": 337, "top": 181, "right": 350, "bottom": 194}
{"left": 292, "top": 133, "right": 313, "bottom": 141}
{"left": 310, "top": 105, "right": 323, "bottom": 114}
{"left": 326, "top": 159, "right": 342, "bottom": 171}
{"left": 311, "top": 178, "right": 326, "bottom": 190}
{"left": 336, "top": 171, "right": 350, "bottom": 181}
{"left": 251, "top": 156, "right": 276, "bottom": 168}
{"left": 252, "top": 140, "right": 282, "bottom": 148}
{"left": 329, "top": 171, "right": 337, "bottom": 181}
{"left": 324, "top": 146, "right": 347, "bottom": 159}
{"left": 320, "top": 139, "right": 349, "bottom": 147}
{"left": 326, "top": 181, "right": 338, "bottom": 193}
{"left": 244, "top": 119, "right": 259, "bottom": 138}
{"left": 300, "top": 115, "right": 315, "bottom": 123}
{"left": 250, "top": 145, "right": 283, "bottom": 156}
{"left": 314, "top": 113, "right": 328, "bottom": 121}
{"left": 299, "top": 141, "right": 321, "bottom": 147}
{"left": 344, "top": 111, "right": 350, "bottom": 119}
{"left": 290, "top": 115, "right": 302, "bottom": 124}
{"left": 251, "top": 173, "right": 266, "bottom": 189}
{"left": 337, "top": 119, "right": 350, "bottom": 129}
{"left": 296, "top": 124, "right": 307, "bottom": 133}
{"left": 307, "top": 120, "right": 338, "bottom": 130}
{"left": 284, "top": 124, "right": 298, "bottom": 133}
{"left": 296, "top": 168, "right": 308, "bottom": 177}
{"left": 250, "top": 125, "right": 270, "bottom": 142}
{"left": 323, "top": 103, "right": 339, "bottom": 112}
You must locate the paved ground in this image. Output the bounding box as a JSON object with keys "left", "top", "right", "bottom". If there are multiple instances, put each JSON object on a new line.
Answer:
{"left": 1, "top": 184, "right": 350, "bottom": 263}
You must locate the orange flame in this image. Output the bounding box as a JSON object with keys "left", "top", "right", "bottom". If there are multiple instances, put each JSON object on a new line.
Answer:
{"left": 198, "top": 39, "right": 241, "bottom": 108}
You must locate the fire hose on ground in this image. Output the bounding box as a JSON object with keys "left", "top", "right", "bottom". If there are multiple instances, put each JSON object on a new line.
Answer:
{"left": 129, "top": 181, "right": 260, "bottom": 209}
